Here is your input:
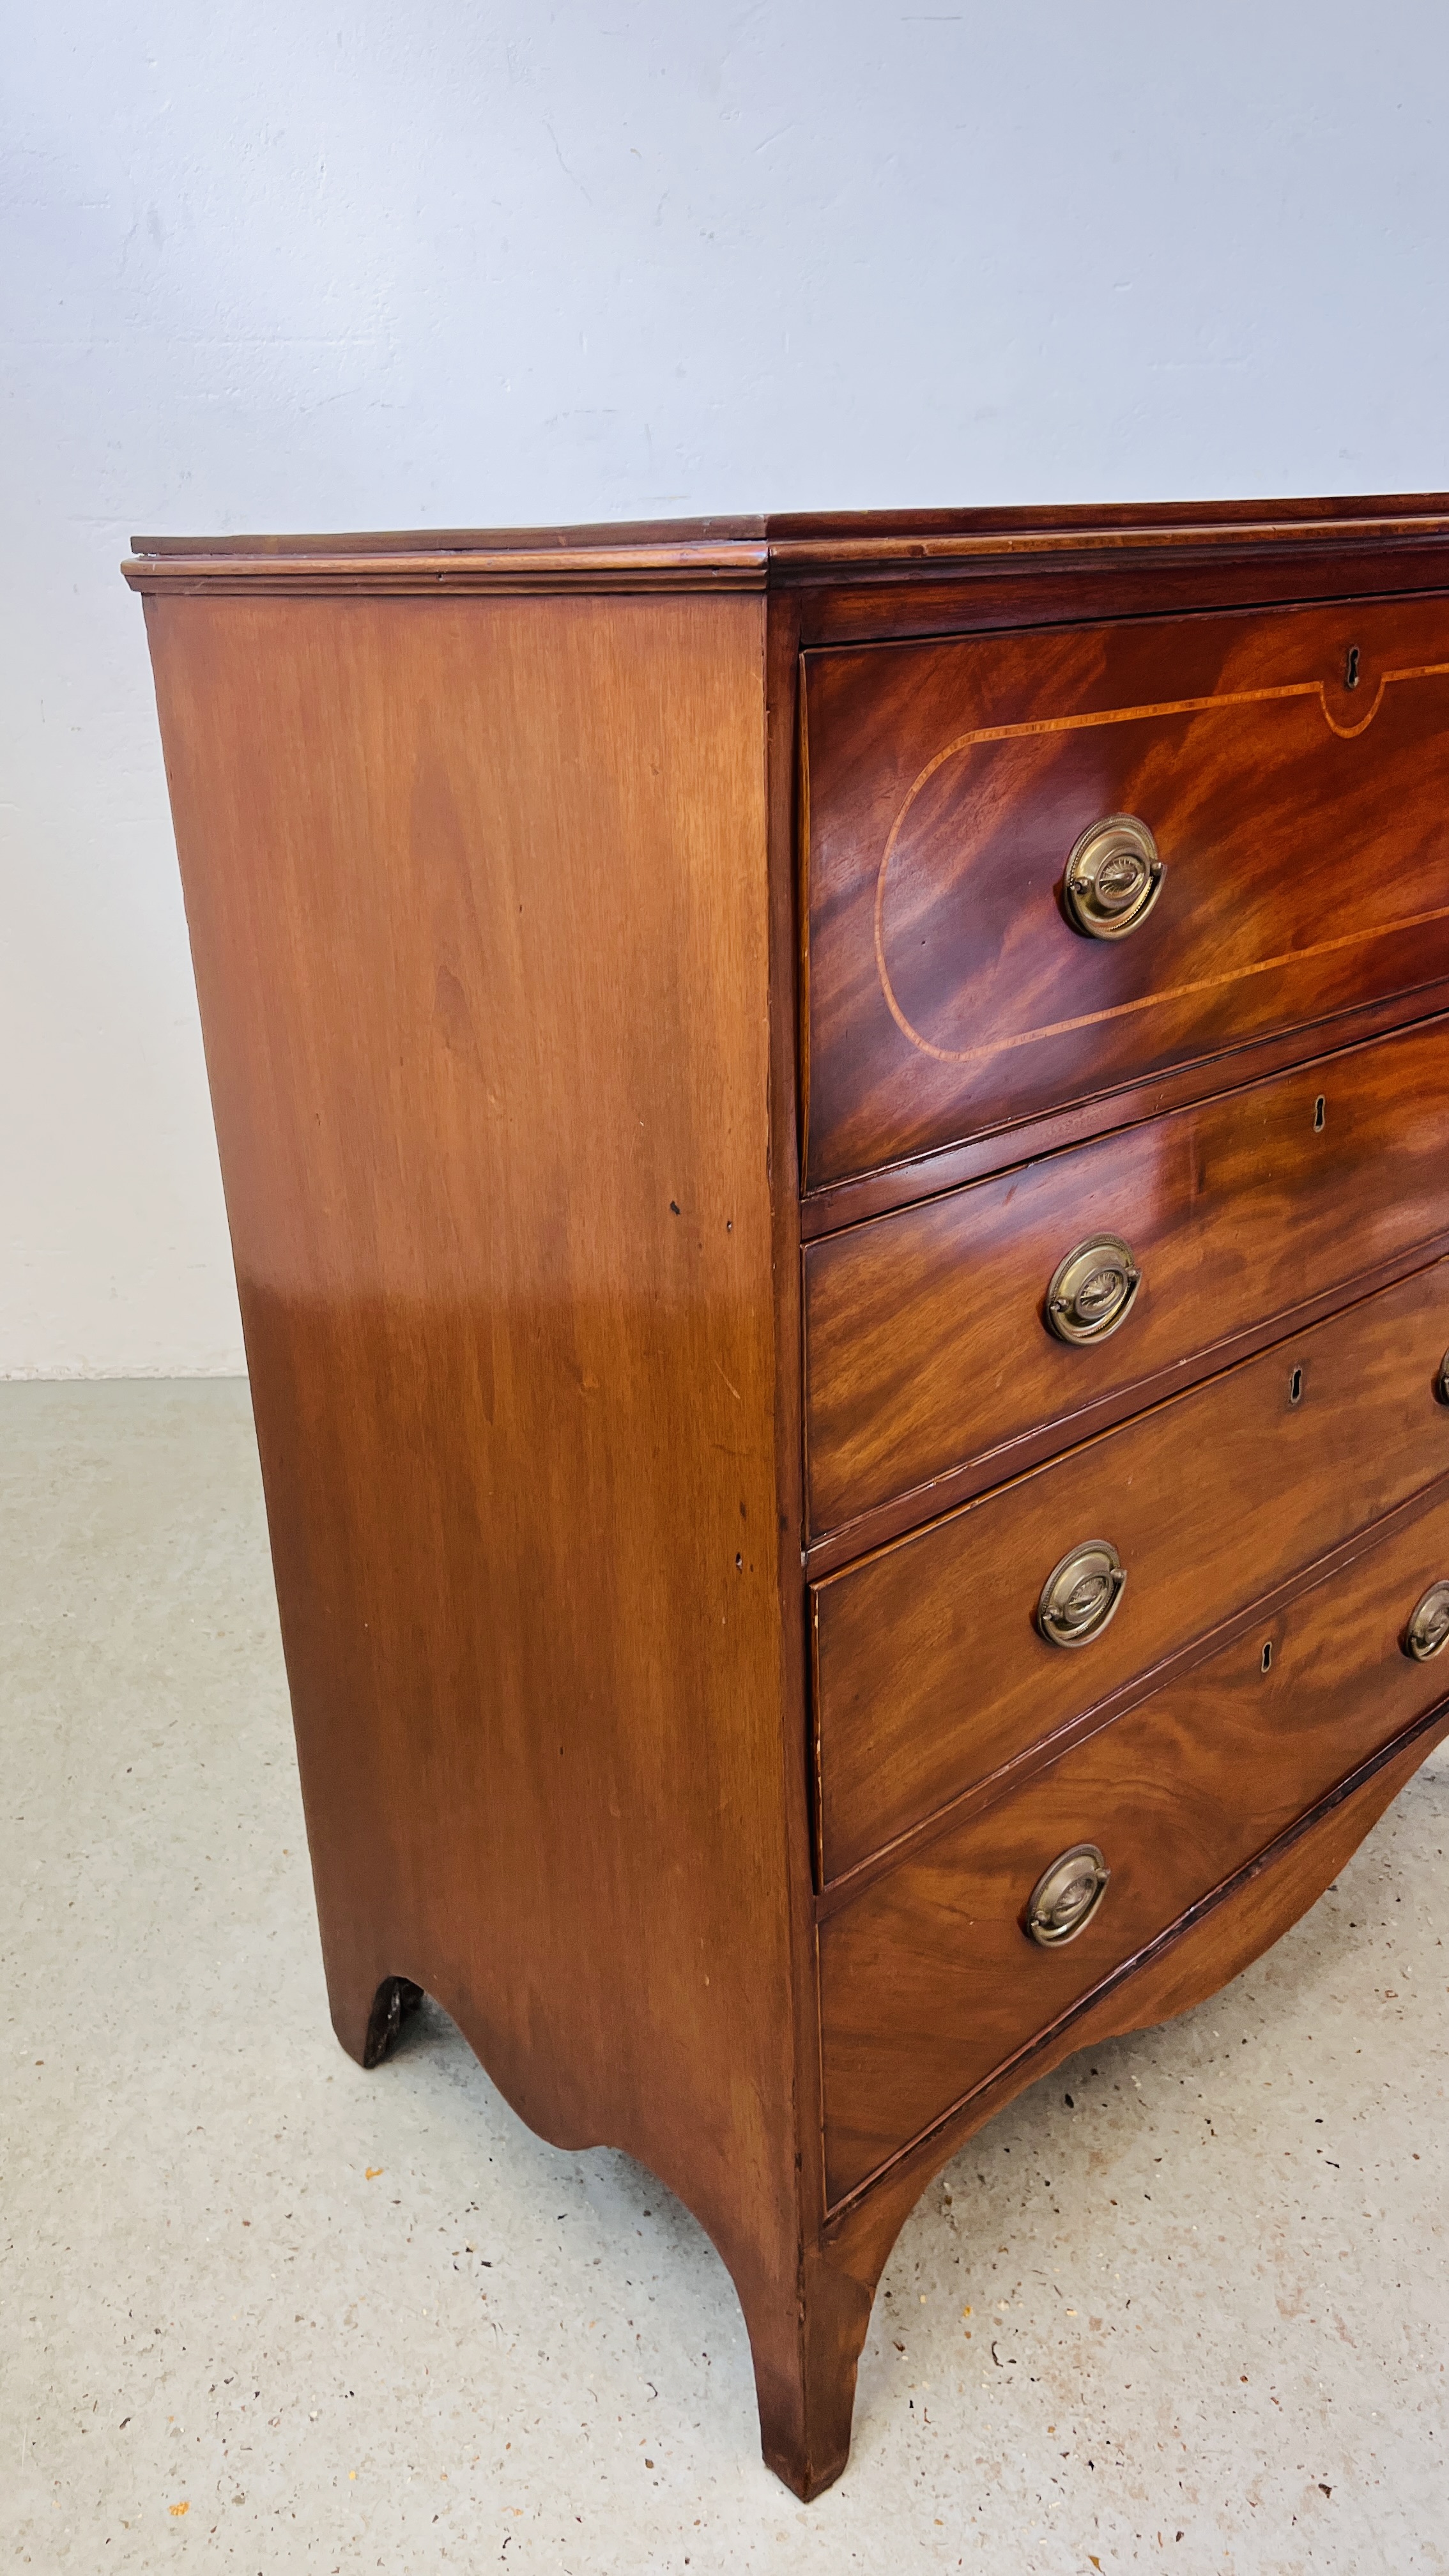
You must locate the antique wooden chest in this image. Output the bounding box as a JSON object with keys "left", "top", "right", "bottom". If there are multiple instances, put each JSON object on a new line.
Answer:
{"left": 126, "top": 497, "right": 1449, "bottom": 2494}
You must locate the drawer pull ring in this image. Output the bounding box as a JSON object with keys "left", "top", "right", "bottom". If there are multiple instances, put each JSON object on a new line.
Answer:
{"left": 1037, "top": 1540, "right": 1126, "bottom": 1649}
{"left": 1046, "top": 1234, "right": 1141, "bottom": 1344}
{"left": 1026, "top": 1843, "right": 1111, "bottom": 1947}
{"left": 1404, "top": 1579, "right": 1449, "bottom": 1662}
{"left": 1062, "top": 814, "right": 1163, "bottom": 940}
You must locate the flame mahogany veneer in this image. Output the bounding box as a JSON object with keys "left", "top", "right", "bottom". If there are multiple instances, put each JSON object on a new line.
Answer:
{"left": 126, "top": 498, "right": 1449, "bottom": 2497}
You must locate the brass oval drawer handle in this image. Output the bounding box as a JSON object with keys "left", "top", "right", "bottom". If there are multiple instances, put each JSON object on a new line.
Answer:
{"left": 1064, "top": 814, "right": 1163, "bottom": 939}
{"left": 1404, "top": 1579, "right": 1449, "bottom": 1662}
{"left": 1046, "top": 1234, "right": 1141, "bottom": 1345}
{"left": 1037, "top": 1540, "right": 1126, "bottom": 1649}
{"left": 1027, "top": 1843, "right": 1111, "bottom": 1947}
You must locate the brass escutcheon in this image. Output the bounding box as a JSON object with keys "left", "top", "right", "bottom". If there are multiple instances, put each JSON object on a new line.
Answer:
{"left": 1037, "top": 1540, "right": 1126, "bottom": 1650}
{"left": 1026, "top": 1843, "right": 1111, "bottom": 1947}
{"left": 1046, "top": 1234, "right": 1141, "bottom": 1345}
{"left": 1404, "top": 1579, "right": 1449, "bottom": 1662}
{"left": 1063, "top": 813, "right": 1163, "bottom": 940}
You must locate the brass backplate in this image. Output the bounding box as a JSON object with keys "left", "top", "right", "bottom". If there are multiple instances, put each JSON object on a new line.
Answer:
{"left": 1063, "top": 813, "right": 1163, "bottom": 940}
{"left": 1405, "top": 1579, "right": 1449, "bottom": 1662}
{"left": 1046, "top": 1233, "right": 1141, "bottom": 1346}
{"left": 1026, "top": 1843, "right": 1111, "bottom": 1947}
{"left": 1037, "top": 1540, "right": 1126, "bottom": 1649}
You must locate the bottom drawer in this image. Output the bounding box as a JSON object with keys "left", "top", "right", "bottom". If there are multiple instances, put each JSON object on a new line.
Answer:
{"left": 819, "top": 1484, "right": 1449, "bottom": 2206}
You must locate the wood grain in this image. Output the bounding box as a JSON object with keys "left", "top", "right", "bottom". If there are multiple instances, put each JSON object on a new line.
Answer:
{"left": 819, "top": 1486, "right": 1449, "bottom": 2202}
{"left": 124, "top": 498, "right": 1449, "bottom": 611}
{"left": 801, "top": 980, "right": 1449, "bottom": 1236}
{"left": 804, "top": 594, "right": 1449, "bottom": 1185}
{"left": 814, "top": 1257, "right": 1449, "bottom": 1883}
{"left": 130, "top": 494, "right": 1449, "bottom": 2499}
{"left": 818, "top": 1705, "right": 1448, "bottom": 2269}
{"left": 774, "top": 1708, "right": 1449, "bottom": 2462}
{"left": 793, "top": 541, "right": 1449, "bottom": 657}
{"left": 126, "top": 544, "right": 769, "bottom": 597}
{"left": 142, "top": 585, "right": 832, "bottom": 2471}
{"left": 805, "top": 1014, "right": 1449, "bottom": 1542}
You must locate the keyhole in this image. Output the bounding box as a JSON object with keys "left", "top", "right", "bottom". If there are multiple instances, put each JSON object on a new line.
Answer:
{"left": 1313, "top": 1094, "right": 1326, "bottom": 1132}
{"left": 1261, "top": 1640, "right": 1273, "bottom": 1673}
{"left": 1289, "top": 1366, "right": 1303, "bottom": 1406}
{"left": 1346, "top": 645, "right": 1361, "bottom": 691}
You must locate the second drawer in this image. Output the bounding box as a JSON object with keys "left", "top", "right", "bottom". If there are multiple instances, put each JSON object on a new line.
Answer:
{"left": 804, "top": 1014, "right": 1449, "bottom": 1543}
{"left": 813, "top": 1255, "right": 1449, "bottom": 1883}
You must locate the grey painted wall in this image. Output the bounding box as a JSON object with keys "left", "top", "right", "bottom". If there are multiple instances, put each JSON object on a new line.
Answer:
{"left": 4, "top": 1, "right": 1446, "bottom": 1368}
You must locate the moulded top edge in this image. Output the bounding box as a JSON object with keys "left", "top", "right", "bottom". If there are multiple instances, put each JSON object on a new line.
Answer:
{"left": 122, "top": 497, "right": 1449, "bottom": 598}
{"left": 121, "top": 542, "right": 772, "bottom": 597}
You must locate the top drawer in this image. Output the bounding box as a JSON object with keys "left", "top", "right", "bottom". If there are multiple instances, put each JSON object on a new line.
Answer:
{"left": 802, "top": 594, "right": 1449, "bottom": 1189}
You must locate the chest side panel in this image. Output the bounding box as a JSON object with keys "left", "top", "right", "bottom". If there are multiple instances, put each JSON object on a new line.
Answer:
{"left": 144, "top": 588, "right": 797, "bottom": 2255}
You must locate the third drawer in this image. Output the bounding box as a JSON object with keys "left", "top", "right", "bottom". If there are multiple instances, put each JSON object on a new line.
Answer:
{"left": 812, "top": 1254, "right": 1449, "bottom": 1883}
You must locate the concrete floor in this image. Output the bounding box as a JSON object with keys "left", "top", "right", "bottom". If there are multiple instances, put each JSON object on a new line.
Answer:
{"left": 4, "top": 1382, "right": 1448, "bottom": 2573}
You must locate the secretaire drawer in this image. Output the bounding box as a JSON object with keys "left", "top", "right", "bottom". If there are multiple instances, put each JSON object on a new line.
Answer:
{"left": 805, "top": 1015, "right": 1449, "bottom": 1543}
{"left": 818, "top": 1482, "right": 1449, "bottom": 2205}
{"left": 812, "top": 1255, "right": 1449, "bottom": 1885}
{"left": 802, "top": 593, "right": 1449, "bottom": 1189}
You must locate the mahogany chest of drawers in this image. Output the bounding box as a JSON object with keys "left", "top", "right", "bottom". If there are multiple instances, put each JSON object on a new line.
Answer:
{"left": 126, "top": 496, "right": 1449, "bottom": 2496}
